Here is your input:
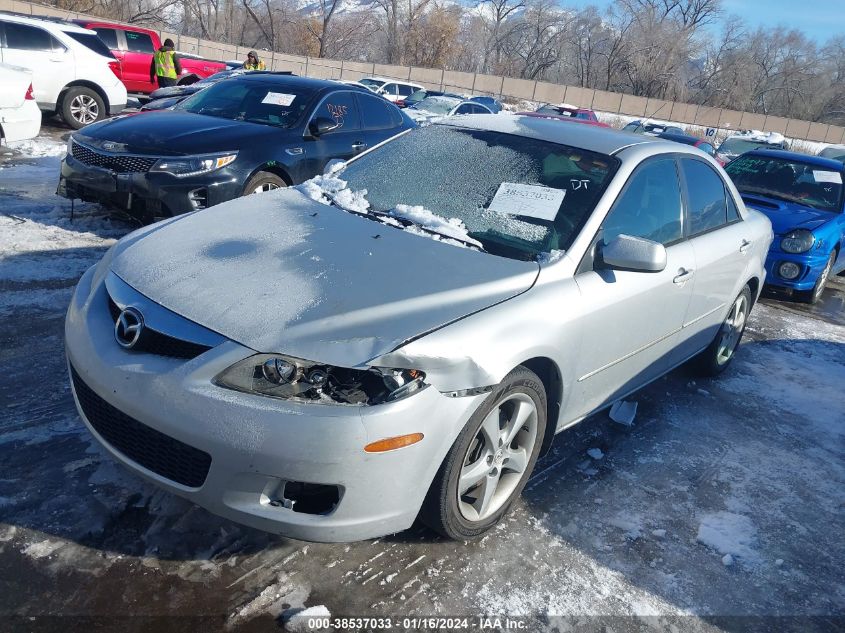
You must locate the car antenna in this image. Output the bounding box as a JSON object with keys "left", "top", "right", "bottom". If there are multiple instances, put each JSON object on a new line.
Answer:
{"left": 638, "top": 100, "right": 669, "bottom": 133}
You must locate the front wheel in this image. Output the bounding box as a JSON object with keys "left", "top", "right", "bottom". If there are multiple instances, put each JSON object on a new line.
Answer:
{"left": 693, "top": 285, "right": 751, "bottom": 376}
{"left": 420, "top": 366, "right": 547, "bottom": 540}
{"left": 243, "top": 171, "right": 286, "bottom": 195}
{"left": 797, "top": 250, "right": 835, "bottom": 304}
{"left": 61, "top": 87, "right": 106, "bottom": 129}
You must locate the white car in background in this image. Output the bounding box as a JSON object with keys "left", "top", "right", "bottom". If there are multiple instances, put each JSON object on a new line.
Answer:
{"left": 357, "top": 76, "right": 423, "bottom": 105}
{"left": 0, "top": 63, "right": 40, "bottom": 142}
{"left": 0, "top": 13, "right": 127, "bottom": 129}
{"left": 406, "top": 95, "right": 493, "bottom": 124}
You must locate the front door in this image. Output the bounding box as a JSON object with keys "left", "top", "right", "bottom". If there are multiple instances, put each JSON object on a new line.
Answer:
{"left": 299, "top": 90, "right": 365, "bottom": 180}
{"left": 570, "top": 157, "right": 694, "bottom": 420}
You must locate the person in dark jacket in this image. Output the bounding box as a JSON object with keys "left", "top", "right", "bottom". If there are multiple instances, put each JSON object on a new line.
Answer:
{"left": 150, "top": 39, "right": 182, "bottom": 88}
{"left": 243, "top": 50, "right": 266, "bottom": 71}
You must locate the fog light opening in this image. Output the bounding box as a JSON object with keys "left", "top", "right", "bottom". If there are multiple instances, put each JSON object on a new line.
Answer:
{"left": 283, "top": 481, "right": 341, "bottom": 515}
{"left": 778, "top": 261, "right": 801, "bottom": 280}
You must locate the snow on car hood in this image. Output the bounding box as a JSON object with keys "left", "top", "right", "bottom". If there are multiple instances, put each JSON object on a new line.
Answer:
{"left": 109, "top": 189, "right": 539, "bottom": 366}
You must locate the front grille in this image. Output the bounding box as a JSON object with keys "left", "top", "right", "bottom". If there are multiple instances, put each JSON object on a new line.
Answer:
{"left": 71, "top": 141, "right": 157, "bottom": 173}
{"left": 70, "top": 366, "right": 211, "bottom": 488}
{"left": 108, "top": 297, "right": 212, "bottom": 360}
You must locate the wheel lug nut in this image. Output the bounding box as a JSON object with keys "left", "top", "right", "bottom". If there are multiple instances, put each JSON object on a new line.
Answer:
{"left": 486, "top": 455, "right": 493, "bottom": 465}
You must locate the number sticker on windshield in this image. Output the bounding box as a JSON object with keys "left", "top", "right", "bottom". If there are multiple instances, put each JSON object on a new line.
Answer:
{"left": 261, "top": 92, "right": 296, "bottom": 106}
{"left": 488, "top": 183, "right": 566, "bottom": 221}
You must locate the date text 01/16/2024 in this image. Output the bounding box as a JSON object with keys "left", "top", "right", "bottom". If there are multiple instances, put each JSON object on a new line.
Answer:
{"left": 304, "top": 616, "right": 528, "bottom": 630}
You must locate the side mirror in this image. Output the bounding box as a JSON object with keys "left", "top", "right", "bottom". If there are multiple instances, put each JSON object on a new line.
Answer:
{"left": 309, "top": 117, "right": 340, "bottom": 137}
{"left": 599, "top": 234, "right": 667, "bottom": 272}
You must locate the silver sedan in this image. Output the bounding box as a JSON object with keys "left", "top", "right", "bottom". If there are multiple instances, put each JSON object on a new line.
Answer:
{"left": 65, "top": 115, "right": 772, "bottom": 541}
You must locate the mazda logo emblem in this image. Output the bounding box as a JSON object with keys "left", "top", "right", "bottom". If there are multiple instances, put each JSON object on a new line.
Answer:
{"left": 114, "top": 307, "right": 144, "bottom": 349}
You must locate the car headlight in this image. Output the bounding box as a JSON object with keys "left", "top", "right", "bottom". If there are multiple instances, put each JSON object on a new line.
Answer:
{"left": 213, "top": 354, "right": 427, "bottom": 405}
{"left": 780, "top": 229, "right": 814, "bottom": 254}
{"left": 150, "top": 152, "right": 237, "bottom": 177}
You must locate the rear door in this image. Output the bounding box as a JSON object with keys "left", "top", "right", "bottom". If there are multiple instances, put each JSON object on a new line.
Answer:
{"left": 121, "top": 28, "right": 156, "bottom": 93}
{"left": 677, "top": 157, "right": 750, "bottom": 355}
{"left": 0, "top": 21, "right": 72, "bottom": 108}
{"left": 570, "top": 157, "right": 695, "bottom": 419}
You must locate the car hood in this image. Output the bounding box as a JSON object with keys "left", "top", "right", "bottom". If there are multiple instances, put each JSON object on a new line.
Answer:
{"left": 109, "top": 189, "right": 539, "bottom": 366}
{"left": 149, "top": 84, "right": 199, "bottom": 99}
{"left": 740, "top": 193, "right": 835, "bottom": 234}
{"left": 78, "top": 111, "right": 289, "bottom": 155}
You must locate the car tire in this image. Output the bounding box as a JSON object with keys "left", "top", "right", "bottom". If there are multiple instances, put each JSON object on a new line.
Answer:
{"left": 420, "top": 366, "right": 547, "bottom": 540}
{"left": 693, "top": 284, "right": 752, "bottom": 377}
{"left": 797, "top": 250, "right": 836, "bottom": 304}
{"left": 243, "top": 172, "right": 286, "bottom": 195}
{"left": 61, "top": 86, "right": 106, "bottom": 129}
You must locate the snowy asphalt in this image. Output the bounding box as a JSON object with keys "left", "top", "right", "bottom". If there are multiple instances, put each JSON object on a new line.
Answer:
{"left": 0, "top": 124, "right": 843, "bottom": 633}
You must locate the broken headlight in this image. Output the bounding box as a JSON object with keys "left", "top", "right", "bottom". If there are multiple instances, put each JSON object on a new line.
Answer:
{"left": 213, "top": 354, "right": 427, "bottom": 405}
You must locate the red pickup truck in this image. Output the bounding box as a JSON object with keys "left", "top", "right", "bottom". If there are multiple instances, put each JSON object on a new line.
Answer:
{"left": 72, "top": 20, "right": 227, "bottom": 95}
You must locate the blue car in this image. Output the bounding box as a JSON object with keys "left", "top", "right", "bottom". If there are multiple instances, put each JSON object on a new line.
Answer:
{"left": 725, "top": 149, "right": 845, "bottom": 303}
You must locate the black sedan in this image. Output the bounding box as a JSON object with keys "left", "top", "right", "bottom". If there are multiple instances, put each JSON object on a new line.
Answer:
{"left": 58, "top": 74, "right": 416, "bottom": 221}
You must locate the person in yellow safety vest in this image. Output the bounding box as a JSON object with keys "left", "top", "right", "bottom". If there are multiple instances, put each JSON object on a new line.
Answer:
{"left": 149, "top": 39, "right": 182, "bottom": 88}
{"left": 243, "top": 51, "right": 266, "bottom": 71}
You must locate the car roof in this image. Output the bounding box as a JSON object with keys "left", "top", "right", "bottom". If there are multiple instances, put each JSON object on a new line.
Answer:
{"left": 231, "top": 72, "right": 369, "bottom": 93}
{"left": 0, "top": 11, "right": 95, "bottom": 34}
{"left": 72, "top": 18, "right": 155, "bottom": 33}
{"left": 439, "top": 114, "right": 656, "bottom": 155}
{"left": 657, "top": 132, "right": 704, "bottom": 145}
{"left": 745, "top": 148, "right": 845, "bottom": 170}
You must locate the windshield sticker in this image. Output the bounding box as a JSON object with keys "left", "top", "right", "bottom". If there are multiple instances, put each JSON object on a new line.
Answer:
{"left": 813, "top": 170, "right": 842, "bottom": 184}
{"left": 488, "top": 182, "right": 566, "bottom": 221}
{"left": 261, "top": 92, "right": 296, "bottom": 106}
{"left": 570, "top": 179, "right": 589, "bottom": 190}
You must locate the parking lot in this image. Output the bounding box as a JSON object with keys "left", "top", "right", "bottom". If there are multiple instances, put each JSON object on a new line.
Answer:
{"left": 1, "top": 123, "right": 844, "bottom": 632}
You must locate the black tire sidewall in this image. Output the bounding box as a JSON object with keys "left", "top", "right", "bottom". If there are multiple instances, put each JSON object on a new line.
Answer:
{"left": 424, "top": 367, "right": 547, "bottom": 540}
{"left": 243, "top": 171, "right": 286, "bottom": 195}
{"left": 62, "top": 87, "right": 105, "bottom": 129}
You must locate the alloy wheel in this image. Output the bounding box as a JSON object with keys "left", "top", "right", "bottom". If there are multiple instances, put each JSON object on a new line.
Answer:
{"left": 251, "top": 183, "right": 280, "bottom": 194}
{"left": 457, "top": 393, "right": 539, "bottom": 522}
{"left": 716, "top": 293, "right": 749, "bottom": 365}
{"left": 69, "top": 95, "right": 100, "bottom": 125}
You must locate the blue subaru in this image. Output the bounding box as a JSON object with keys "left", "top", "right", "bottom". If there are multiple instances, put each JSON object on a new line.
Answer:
{"left": 725, "top": 149, "right": 845, "bottom": 303}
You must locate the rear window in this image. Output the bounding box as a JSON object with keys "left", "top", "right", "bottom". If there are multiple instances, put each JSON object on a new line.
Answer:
{"left": 125, "top": 30, "right": 154, "bottom": 53}
{"left": 66, "top": 32, "right": 114, "bottom": 57}
{"left": 176, "top": 80, "right": 313, "bottom": 128}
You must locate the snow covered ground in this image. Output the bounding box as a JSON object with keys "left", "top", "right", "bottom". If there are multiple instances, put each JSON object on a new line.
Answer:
{"left": 1, "top": 127, "right": 843, "bottom": 632}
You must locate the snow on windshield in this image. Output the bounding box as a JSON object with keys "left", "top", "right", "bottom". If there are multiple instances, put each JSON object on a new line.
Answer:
{"left": 295, "top": 174, "right": 482, "bottom": 249}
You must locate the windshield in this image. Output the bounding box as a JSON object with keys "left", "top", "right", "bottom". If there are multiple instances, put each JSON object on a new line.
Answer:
{"left": 359, "top": 78, "right": 385, "bottom": 90}
{"left": 66, "top": 32, "right": 115, "bottom": 58}
{"left": 717, "top": 138, "right": 779, "bottom": 155}
{"left": 725, "top": 155, "right": 843, "bottom": 213}
{"left": 175, "top": 80, "right": 312, "bottom": 128}
{"left": 414, "top": 96, "right": 461, "bottom": 115}
{"left": 196, "top": 70, "right": 238, "bottom": 86}
{"left": 336, "top": 125, "right": 619, "bottom": 259}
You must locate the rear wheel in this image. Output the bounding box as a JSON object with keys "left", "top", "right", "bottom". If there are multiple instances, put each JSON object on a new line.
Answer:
{"left": 797, "top": 250, "right": 836, "bottom": 304}
{"left": 243, "top": 171, "right": 286, "bottom": 195}
{"left": 693, "top": 285, "right": 751, "bottom": 376}
{"left": 61, "top": 87, "right": 105, "bottom": 129}
{"left": 421, "top": 366, "right": 546, "bottom": 540}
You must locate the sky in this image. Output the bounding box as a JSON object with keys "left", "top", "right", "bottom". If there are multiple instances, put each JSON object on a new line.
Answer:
{"left": 564, "top": 0, "right": 845, "bottom": 43}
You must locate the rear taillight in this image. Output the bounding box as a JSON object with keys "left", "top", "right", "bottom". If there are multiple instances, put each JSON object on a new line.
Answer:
{"left": 108, "top": 60, "right": 121, "bottom": 79}
{"left": 24, "top": 83, "right": 34, "bottom": 100}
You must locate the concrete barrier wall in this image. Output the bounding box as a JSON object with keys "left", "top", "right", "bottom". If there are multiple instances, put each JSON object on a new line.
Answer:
{"left": 4, "top": 0, "right": 844, "bottom": 143}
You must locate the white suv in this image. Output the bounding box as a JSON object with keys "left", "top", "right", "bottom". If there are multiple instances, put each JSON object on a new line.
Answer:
{"left": 358, "top": 76, "right": 423, "bottom": 105}
{"left": 0, "top": 13, "right": 127, "bottom": 129}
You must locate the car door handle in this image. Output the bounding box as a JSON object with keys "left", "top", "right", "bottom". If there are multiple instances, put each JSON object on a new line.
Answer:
{"left": 351, "top": 142, "right": 367, "bottom": 151}
{"left": 673, "top": 268, "right": 694, "bottom": 284}
{"left": 739, "top": 239, "right": 752, "bottom": 253}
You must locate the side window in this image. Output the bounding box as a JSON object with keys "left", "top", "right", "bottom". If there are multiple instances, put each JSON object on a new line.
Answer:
{"left": 600, "top": 159, "right": 683, "bottom": 246}
{"left": 454, "top": 103, "right": 473, "bottom": 115}
{"left": 94, "top": 28, "right": 119, "bottom": 49}
{"left": 381, "top": 83, "right": 398, "bottom": 96}
{"left": 125, "top": 31, "right": 154, "bottom": 53}
{"left": 4, "top": 22, "right": 54, "bottom": 51}
{"left": 397, "top": 84, "right": 416, "bottom": 97}
{"left": 682, "top": 159, "right": 728, "bottom": 235}
{"left": 313, "top": 91, "right": 360, "bottom": 131}
{"left": 727, "top": 191, "right": 741, "bottom": 222}
{"left": 356, "top": 93, "right": 395, "bottom": 130}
